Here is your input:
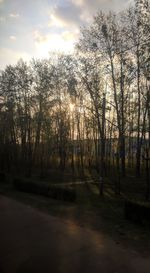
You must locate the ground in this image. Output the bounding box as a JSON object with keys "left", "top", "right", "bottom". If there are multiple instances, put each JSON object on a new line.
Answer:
{"left": 0, "top": 195, "right": 150, "bottom": 273}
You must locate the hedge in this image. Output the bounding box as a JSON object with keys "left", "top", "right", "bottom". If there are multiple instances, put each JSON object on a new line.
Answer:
{"left": 13, "top": 177, "right": 76, "bottom": 202}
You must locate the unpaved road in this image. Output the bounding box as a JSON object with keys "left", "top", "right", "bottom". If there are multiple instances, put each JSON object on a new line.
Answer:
{"left": 0, "top": 195, "right": 150, "bottom": 273}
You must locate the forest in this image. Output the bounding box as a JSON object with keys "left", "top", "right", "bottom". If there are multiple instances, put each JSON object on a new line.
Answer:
{"left": 0, "top": 0, "right": 149, "bottom": 203}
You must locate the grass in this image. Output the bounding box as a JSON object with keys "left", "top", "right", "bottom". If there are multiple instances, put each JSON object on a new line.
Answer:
{"left": 0, "top": 171, "right": 150, "bottom": 256}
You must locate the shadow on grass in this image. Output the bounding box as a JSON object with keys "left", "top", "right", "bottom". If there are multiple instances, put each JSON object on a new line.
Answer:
{"left": 0, "top": 173, "right": 150, "bottom": 256}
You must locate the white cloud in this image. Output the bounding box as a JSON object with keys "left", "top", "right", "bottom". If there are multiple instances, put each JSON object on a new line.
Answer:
{"left": 62, "top": 29, "right": 80, "bottom": 41}
{"left": 10, "top": 35, "right": 16, "bottom": 41}
{"left": 72, "top": 0, "right": 132, "bottom": 17}
{"left": 48, "top": 0, "right": 130, "bottom": 35}
{"left": 45, "top": 0, "right": 133, "bottom": 58}
{"left": 9, "top": 13, "right": 20, "bottom": 19}
{"left": 48, "top": 3, "right": 83, "bottom": 30}
{"left": 0, "top": 0, "right": 133, "bottom": 69}
{"left": 0, "top": 13, "right": 20, "bottom": 24}
{"left": 32, "top": 29, "right": 78, "bottom": 58}
{"left": 71, "top": 0, "right": 84, "bottom": 6}
{"left": 48, "top": 14, "right": 67, "bottom": 28}
{"left": 0, "top": 48, "right": 31, "bottom": 69}
{"left": 0, "top": 16, "right": 5, "bottom": 22}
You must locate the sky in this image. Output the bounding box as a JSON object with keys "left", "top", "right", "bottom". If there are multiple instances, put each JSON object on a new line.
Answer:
{"left": 0, "top": 0, "right": 133, "bottom": 69}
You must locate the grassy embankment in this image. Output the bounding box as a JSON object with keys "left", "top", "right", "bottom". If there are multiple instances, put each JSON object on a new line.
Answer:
{"left": 0, "top": 168, "right": 150, "bottom": 255}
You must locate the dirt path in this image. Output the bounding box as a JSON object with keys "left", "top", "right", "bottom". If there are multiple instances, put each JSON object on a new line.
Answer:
{"left": 0, "top": 195, "right": 150, "bottom": 273}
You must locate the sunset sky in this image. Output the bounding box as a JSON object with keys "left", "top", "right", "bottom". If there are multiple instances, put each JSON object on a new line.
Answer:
{"left": 0, "top": 0, "right": 133, "bottom": 69}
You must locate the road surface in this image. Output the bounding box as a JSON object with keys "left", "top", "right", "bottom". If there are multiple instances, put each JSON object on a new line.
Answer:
{"left": 0, "top": 195, "right": 150, "bottom": 273}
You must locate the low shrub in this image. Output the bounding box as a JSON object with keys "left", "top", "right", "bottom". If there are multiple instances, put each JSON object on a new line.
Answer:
{"left": 13, "top": 177, "right": 76, "bottom": 202}
{"left": 124, "top": 200, "right": 150, "bottom": 225}
{"left": 0, "top": 172, "right": 6, "bottom": 183}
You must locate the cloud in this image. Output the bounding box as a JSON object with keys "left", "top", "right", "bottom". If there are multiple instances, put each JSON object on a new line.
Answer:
{"left": 9, "top": 13, "right": 20, "bottom": 18}
{"left": 9, "top": 35, "right": 16, "bottom": 41}
{"left": 33, "top": 30, "right": 47, "bottom": 43}
{"left": 48, "top": 2, "right": 83, "bottom": 29}
{"left": 48, "top": 0, "right": 130, "bottom": 34}
{"left": 32, "top": 29, "right": 78, "bottom": 58}
{"left": 0, "top": 16, "right": 5, "bottom": 22}
{"left": 72, "top": 0, "right": 132, "bottom": 16}
{"left": 40, "top": 0, "right": 133, "bottom": 59}
{"left": 0, "top": 0, "right": 133, "bottom": 69}
{"left": 0, "top": 13, "right": 20, "bottom": 25}
{"left": 62, "top": 29, "right": 80, "bottom": 41}
{"left": 0, "top": 48, "right": 30, "bottom": 69}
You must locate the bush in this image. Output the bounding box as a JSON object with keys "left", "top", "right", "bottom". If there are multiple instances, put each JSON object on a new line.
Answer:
{"left": 0, "top": 172, "right": 6, "bottom": 184}
{"left": 13, "top": 177, "right": 76, "bottom": 202}
{"left": 124, "top": 200, "right": 150, "bottom": 225}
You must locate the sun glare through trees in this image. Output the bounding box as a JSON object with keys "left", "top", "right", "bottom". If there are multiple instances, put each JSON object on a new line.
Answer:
{"left": 0, "top": 0, "right": 149, "bottom": 198}
{"left": 0, "top": 1, "right": 150, "bottom": 272}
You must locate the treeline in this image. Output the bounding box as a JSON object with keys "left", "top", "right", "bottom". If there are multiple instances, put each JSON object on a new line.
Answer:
{"left": 0, "top": 0, "right": 149, "bottom": 197}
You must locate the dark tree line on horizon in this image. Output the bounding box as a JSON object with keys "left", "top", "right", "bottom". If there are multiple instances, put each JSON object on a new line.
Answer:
{"left": 0, "top": 0, "right": 149, "bottom": 199}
